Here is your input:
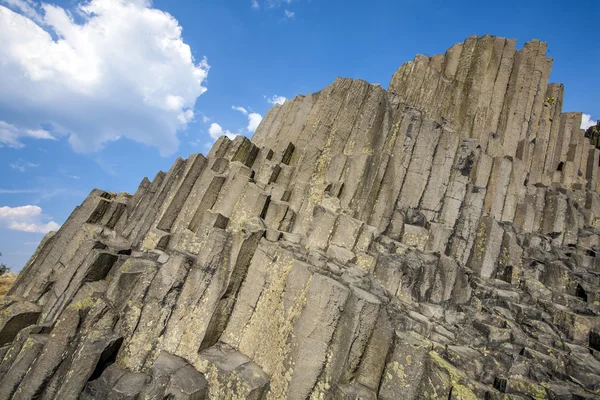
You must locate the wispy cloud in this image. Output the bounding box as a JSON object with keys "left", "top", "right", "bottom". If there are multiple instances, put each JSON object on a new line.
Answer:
{"left": 0, "top": 189, "right": 39, "bottom": 194}
{"left": 95, "top": 157, "right": 118, "bottom": 176}
{"left": 0, "top": 121, "right": 56, "bottom": 149}
{"left": 251, "top": 0, "right": 296, "bottom": 22}
{"left": 232, "top": 105, "right": 249, "bottom": 115}
{"left": 199, "top": 113, "right": 211, "bottom": 123}
{"left": 265, "top": 95, "right": 287, "bottom": 105}
{"left": 9, "top": 159, "right": 40, "bottom": 172}
{"left": 266, "top": 0, "right": 292, "bottom": 7}
{"left": 0, "top": 186, "right": 83, "bottom": 204}
{"left": 189, "top": 138, "right": 205, "bottom": 147}
{"left": 0, "top": 0, "right": 42, "bottom": 23}
{"left": 582, "top": 114, "right": 597, "bottom": 130}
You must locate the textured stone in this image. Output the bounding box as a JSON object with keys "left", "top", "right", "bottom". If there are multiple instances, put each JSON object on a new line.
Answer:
{"left": 0, "top": 300, "right": 40, "bottom": 347}
{"left": 3, "top": 35, "right": 600, "bottom": 400}
{"left": 469, "top": 216, "right": 504, "bottom": 278}
{"left": 379, "top": 331, "right": 431, "bottom": 399}
{"left": 401, "top": 224, "right": 430, "bottom": 250}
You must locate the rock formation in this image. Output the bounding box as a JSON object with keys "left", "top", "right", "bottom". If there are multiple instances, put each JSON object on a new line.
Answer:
{"left": 1, "top": 34, "right": 600, "bottom": 399}
{"left": 585, "top": 121, "right": 600, "bottom": 149}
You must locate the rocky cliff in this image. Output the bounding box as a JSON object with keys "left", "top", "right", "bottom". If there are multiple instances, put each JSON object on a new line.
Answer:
{"left": 1, "top": 34, "right": 600, "bottom": 399}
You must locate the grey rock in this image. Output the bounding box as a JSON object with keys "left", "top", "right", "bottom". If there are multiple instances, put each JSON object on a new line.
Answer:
{"left": 2, "top": 34, "right": 600, "bottom": 400}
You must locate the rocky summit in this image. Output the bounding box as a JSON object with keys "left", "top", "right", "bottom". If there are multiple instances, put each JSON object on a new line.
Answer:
{"left": 1, "top": 34, "right": 600, "bottom": 400}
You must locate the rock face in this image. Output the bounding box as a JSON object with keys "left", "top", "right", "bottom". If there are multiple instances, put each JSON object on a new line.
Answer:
{"left": 585, "top": 120, "right": 600, "bottom": 149}
{"left": 2, "top": 34, "right": 600, "bottom": 399}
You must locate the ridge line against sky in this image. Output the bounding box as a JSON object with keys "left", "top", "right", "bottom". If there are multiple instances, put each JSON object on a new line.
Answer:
{"left": 0, "top": 0, "right": 598, "bottom": 271}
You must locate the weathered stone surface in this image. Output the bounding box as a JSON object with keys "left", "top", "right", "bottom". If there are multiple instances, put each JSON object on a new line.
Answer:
{"left": 379, "top": 331, "right": 431, "bottom": 399}
{"left": 3, "top": 34, "right": 600, "bottom": 399}
{"left": 0, "top": 299, "right": 40, "bottom": 347}
{"left": 469, "top": 216, "right": 504, "bottom": 278}
{"left": 0, "top": 334, "right": 47, "bottom": 399}
{"left": 196, "top": 344, "right": 268, "bottom": 400}
{"left": 401, "top": 223, "right": 430, "bottom": 250}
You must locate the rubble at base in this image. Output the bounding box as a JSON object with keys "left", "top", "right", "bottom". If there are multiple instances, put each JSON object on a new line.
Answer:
{"left": 1, "top": 34, "right": 600, "bottom": 399}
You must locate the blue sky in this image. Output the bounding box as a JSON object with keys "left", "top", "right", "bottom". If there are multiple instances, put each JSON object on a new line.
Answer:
{"left": 0, "top": 0, "right": 598, "bottom": 271}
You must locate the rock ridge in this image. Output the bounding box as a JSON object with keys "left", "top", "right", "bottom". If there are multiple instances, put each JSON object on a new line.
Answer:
{"left": 1, "top": 34, "right": 600, "bottom": 399}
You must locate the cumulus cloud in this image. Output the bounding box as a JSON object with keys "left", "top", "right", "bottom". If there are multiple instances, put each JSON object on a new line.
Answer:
{"left": 0, "top": 121, "right": 56, "bottom": 148}
{"left": 266, "top": 95, "right": 287, "bottom": 105}
{"left": 247, "top": 113, "right": 263, "bottom": 132}
{"left": 0, "top": 0, "right": 209, "bottom": 156}
{"left": 582, "top": 114, "right": 597, "bottom": 130}
{"left": 0, "top": 205, "right": 60, "bottom": 233}
{"left": 208, "top": 123, "right": 237, "bottom": 141}
{"left": 205, "top": 105, "right": 263, "bottom": 146}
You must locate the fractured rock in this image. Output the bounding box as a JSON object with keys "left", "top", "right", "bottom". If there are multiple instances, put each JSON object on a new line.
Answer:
{"left": 2, "top": 34, "right": 600, "bottom": 399}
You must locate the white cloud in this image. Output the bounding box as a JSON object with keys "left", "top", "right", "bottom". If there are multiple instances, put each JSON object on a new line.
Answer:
{"left": 0, "top": 1, "right": 209, "bottom": 157}
{"left": 0, "top": 189, "right": 38, "bottom": 194}
{"left": 10, "top": 159, "right": 39, "bottom": 172}
{"left": 10, "top": 164, "right": 25, "bottom": 172}
{"left": 266, "top": 95, "right": 286, "bottom": 105}
{"left": 10, "top": 221, "right": 61, "bottom": 233}
{"left": 1, "top": 0, "right": 41, "bottom": 22}
{"left": 582, "top": 114, "right": 597, "bottom": 130}
{"left": 232, "top": 105, "right": 262, "bottom": 133}
{"left": 266, "top": 0, "right": 292, "bottom": 7}
{"left": 0, "top": 205, "right": 60, "bottom": 233}
{"left": 247, "top": 113, "right": 262, "bottom": 133}
{"left": 253, "top": 0, "right": 293, "bottom": 10}
{"left": 0, "top": 205, "right": 40, "bottom": 218}
{"left": 199, "top": 113, "right": 210, "bottom": 123}
{"left": 284, "top": 9, "right": 294, "bottom": 18}
{"left": 0, "top": 121, "right": 56, "bottom": 148}
{"left": 208, "top": 123, "right": 237, "bottom": 141}
{"left": 232, "top": 105, "right": 248, "bottom": 115}
{"left": 207, "top": 105, "right": 263, "bottom": 144}
{"left": 25, "top": 128, "right": 55, "bottom": 140}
